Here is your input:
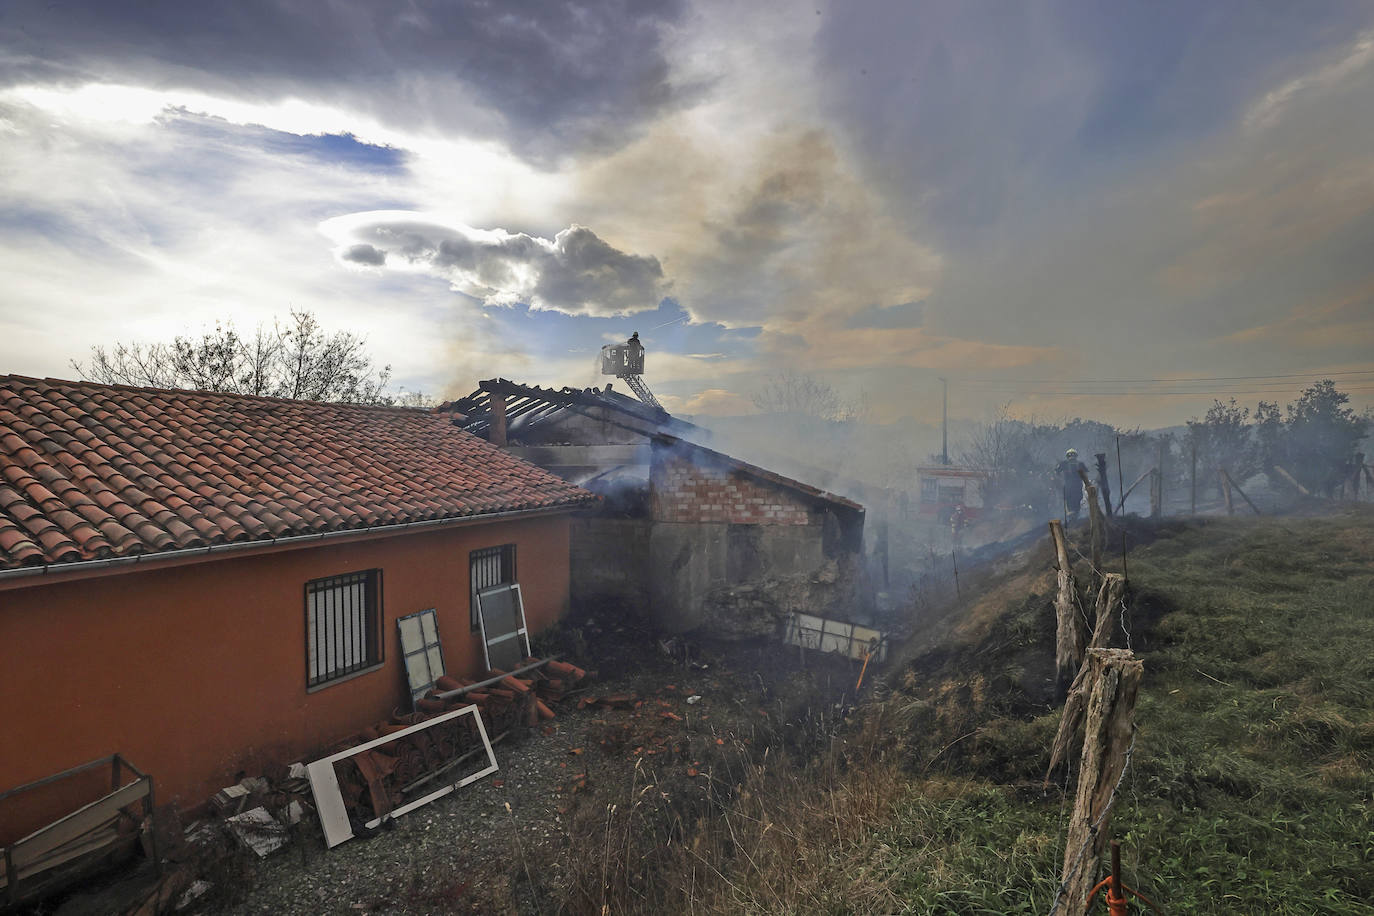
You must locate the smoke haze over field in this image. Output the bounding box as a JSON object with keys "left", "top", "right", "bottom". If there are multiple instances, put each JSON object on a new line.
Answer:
{"left": 2, "top": 1, "right": 1373, "bottom": 428}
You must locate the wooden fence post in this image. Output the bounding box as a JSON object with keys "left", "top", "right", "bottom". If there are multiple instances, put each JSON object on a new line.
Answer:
{"left": 1220, "top": 468, "right": 1234, "bottom": 515}
{"left": 1052, "top": 649, "right": 1143, "bottom": 916}
{"left": 1149, "top": 468, "right": 1161, "bottom": 518}
{"left": 1048, "top": 520, "right": 1084, "bottom": 696}
{"left": 1088, "top": 573, "right": 1126, "bottom": 652}
{"left": 1077, "top": 469, "right": 1105, "bottom": 587}
{"left": 1047, "top": 575, "right": 1127, "bottom": 776}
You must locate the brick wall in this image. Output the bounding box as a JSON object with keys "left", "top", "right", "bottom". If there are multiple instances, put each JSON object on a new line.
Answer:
{"left": 651, "top": 452, "right": 816, "bottom": 525}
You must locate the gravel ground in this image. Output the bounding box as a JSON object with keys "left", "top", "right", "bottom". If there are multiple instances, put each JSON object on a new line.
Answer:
{"left": 178, "top": 624, "right": 857, "bottom": 916}
{"left": 33, "top": 620, "right": 859, "bottom": 916}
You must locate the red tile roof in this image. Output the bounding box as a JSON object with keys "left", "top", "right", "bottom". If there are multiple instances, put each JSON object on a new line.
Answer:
{"left": 0, "top": 376, "right": 595, "bottom": 570}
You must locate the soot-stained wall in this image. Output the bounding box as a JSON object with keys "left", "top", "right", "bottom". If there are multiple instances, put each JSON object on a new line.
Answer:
{"left": 642, "top": 443, "right": 867, "bottom": 636}
{"left": 570, "top": 516, "right": 651, "bottom": 617}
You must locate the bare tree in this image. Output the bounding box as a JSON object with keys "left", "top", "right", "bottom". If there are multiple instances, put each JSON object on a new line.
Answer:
{"left": 72, "top": 310, "right": 422, "bottom": 405}
{"left": 958, "top": 406, "right": 1059, "bottom": 514}
{"left": 751, "top": 370, "right": 865, "bottom": 422}
{"left": 740, "top": 370, "right": 868, "bottom": 482}
{"left": 959, "top": 408, "right": 1153, "bottom": 514}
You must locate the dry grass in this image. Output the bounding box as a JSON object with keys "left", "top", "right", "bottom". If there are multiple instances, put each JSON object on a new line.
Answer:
{"left": 511, "top": 509, "right": 1374, "bottom": 914}
{"left": 544, "top": 698, "right": 913, "bottom": 915}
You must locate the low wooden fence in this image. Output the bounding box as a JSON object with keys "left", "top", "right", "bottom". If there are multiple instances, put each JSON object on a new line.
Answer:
{"left": 0, "top": 754, "right": 155, "bottom": 907}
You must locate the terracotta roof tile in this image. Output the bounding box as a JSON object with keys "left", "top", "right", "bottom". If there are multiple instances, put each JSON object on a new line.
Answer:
{"left": 0, "top": 376, "right": 595, "bottom": 570}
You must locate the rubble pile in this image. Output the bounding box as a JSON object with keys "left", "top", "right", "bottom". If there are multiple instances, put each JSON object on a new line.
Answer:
{"left": 416, "top": 657, "right": 594, "bottom": 728}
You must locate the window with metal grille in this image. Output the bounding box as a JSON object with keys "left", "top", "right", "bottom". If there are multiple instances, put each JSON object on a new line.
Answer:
{"left": 306, "top": 570, "right": 382, "bottom": 688}
{"left": 470, "top": 545, "right": 516, "bottom": 631}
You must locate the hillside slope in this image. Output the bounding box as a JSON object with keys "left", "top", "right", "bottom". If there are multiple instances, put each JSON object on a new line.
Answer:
{"left": 630, "top": 510, "right": 1374, "bottom": 915}
{"left": 881, "top": 510, "right": 1374, "bottom": 913}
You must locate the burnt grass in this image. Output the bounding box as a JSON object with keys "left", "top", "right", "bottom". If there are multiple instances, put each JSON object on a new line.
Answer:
{"left": 538, "top": 510, "right": 1374, "bottom": 914}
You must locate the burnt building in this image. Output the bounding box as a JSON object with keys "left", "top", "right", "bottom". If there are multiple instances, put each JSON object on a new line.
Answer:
{"left": 449, "top": 379, "right": 867, "bottom": 638}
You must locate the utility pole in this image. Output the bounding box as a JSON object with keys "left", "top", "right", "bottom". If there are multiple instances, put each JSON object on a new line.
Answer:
{"left": 939, "top": 377, "right": 949, "bottom": 465}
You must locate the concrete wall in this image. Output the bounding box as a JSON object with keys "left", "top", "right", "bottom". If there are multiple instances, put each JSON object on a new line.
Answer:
{"left": 0, "top": 513, "right": 571, "bottom": 845}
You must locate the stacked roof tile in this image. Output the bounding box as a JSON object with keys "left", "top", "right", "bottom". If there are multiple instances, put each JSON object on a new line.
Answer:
{"left": 0, "top": 376, "right": 595, "bottom": 570}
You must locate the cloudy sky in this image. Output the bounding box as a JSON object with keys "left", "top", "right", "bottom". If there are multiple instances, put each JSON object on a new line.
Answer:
{"left": 2, "top": 0, "right": 1373, "bottom": 428}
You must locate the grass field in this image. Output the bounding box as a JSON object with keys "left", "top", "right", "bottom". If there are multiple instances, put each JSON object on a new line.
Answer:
{"left": 879, "top": 511, "right": 1374, "bottom": 914}
{"left": 596, "top": 510, "right": 1374, "bottom": 914}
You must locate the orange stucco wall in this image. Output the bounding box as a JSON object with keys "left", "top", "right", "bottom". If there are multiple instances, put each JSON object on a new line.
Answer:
{"left": 0, "top": 513, "right": 570, "bottom": 844}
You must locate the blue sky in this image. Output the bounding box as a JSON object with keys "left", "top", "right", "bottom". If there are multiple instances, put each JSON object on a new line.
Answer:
{"left": 1, "top": 0, "right": 1372, "bottom": 426}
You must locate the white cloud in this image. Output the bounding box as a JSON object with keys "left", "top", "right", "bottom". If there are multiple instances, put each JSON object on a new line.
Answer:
{"left": 1245, "top": 31, "right": 1374, "bottom": 131}
{"left": 320, "top": 213, "right": 669, "bottom": 317}
{"left": 680, "top": 387, "right": 756, "bottom": 416}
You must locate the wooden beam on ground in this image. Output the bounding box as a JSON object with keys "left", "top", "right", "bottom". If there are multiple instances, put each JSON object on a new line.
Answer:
{"left": 10, "top": 778, "right": 149, "bottom": 868}
{"left": 1271, "top": 465, "right": 1310, "bottom": 496}
{"left": 1048, "top": 520, "right": 1084, "bottom": 697}
{"left": 1223, "top": 470, "right": 1262, "bottom": 516}
{"left": 1053, "top": 649, "right": 1143, "bottom": 916}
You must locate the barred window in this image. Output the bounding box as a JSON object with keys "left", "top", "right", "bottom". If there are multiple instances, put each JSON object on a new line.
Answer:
{"left": 306, "top": 570, "right": 382, "bottom": 687}
{"left": 470, "top": 545, "right": 516, "bottom": 631}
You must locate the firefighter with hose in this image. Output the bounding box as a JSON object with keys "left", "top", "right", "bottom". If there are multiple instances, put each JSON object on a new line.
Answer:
{"left": 1056, "top": 448, "right": 1089, "bottom": 523}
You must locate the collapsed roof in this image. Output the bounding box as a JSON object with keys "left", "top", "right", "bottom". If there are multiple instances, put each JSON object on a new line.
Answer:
{"left": 447, "top": 378, "right": 863, "bottom": 520}
{"left": 447, "top": 378, "right": 701, "bottom": 441}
